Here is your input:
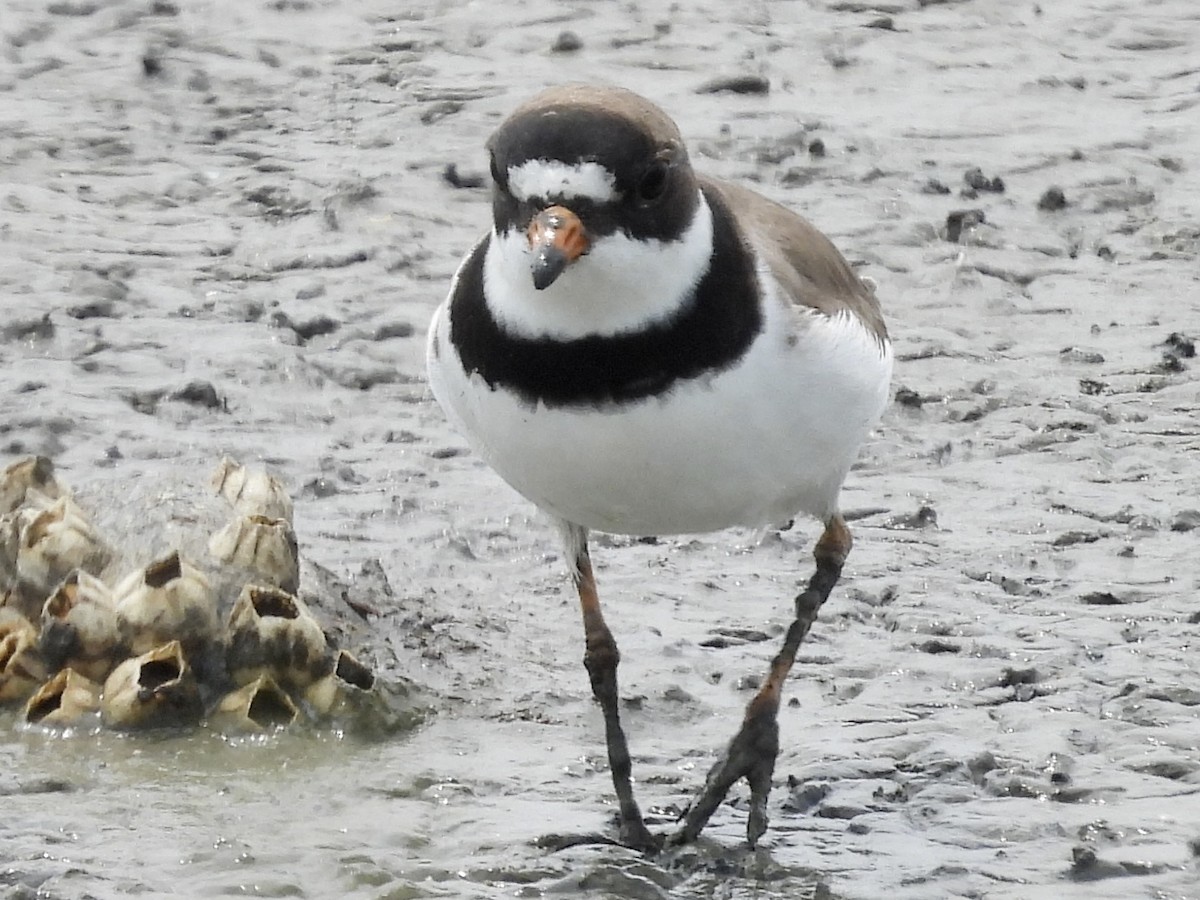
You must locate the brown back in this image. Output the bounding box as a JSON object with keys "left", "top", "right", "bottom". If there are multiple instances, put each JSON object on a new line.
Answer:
{"left": 701, "top": 177, "right": 888, "bottom": 344}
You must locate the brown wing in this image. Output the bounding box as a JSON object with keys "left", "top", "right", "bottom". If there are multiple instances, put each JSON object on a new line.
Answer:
{"left": 699, "top": 176, "right": 888, "bottom": 344}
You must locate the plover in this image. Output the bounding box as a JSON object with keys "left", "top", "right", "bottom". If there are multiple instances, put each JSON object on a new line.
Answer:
{"left": 427, "top": 84, "right": 892, "bottom": 849}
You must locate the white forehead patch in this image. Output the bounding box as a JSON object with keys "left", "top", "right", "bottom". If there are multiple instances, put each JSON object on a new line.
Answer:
{"left": 507, "top": 159, "right": 618, "bottom": 204}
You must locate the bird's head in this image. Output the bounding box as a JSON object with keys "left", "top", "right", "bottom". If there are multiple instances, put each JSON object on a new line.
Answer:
{"left": 485, "top": 84, "right": 700, "bottom": 291}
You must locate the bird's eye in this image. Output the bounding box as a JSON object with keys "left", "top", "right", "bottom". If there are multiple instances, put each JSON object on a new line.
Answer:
{"left": 636, "top": 160, "right": 670, "bottom": 203}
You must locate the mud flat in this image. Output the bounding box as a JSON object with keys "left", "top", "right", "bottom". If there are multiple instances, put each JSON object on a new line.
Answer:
{"left": 1, "top": 1, "right": 1198, "bottom": 897}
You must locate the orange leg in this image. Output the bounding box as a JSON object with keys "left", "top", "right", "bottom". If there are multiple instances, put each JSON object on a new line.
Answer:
{"left": 671, "top": 514, "right": 853, "bottom": 847}
{"left": 570, "top": 535, "right": 660, "bottom": 851}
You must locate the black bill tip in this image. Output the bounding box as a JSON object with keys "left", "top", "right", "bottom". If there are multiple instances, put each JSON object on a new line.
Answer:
{"left": 531, "top": 246, "right": 568, "bottom": 291}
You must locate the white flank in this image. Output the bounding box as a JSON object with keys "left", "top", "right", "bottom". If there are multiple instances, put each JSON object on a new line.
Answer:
{"left": 482, "top": 194, "right": 715, "bottom": 339}
{"left": 507, "top": 159, "right": 618, "bottom": 204}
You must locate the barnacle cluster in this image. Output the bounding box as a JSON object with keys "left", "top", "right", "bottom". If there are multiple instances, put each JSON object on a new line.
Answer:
{"left": 1, "top": 456, "right": 409, "bottom": 736}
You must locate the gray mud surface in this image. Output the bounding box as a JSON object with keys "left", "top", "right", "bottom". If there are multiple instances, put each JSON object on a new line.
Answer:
{"left": 2, "top": 1, "right": 1199, "bottom": 897}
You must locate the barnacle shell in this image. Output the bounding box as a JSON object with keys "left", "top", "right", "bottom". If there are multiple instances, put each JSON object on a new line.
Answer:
{"left": 208, "top": 514, "right": 299, "bottom": 594}
{"left": 113, "top": 551, "right": 221, "bottom": 660}
{"left": 226, "top": 585, "right": 329, "bottom": 688}
{"left": 208, "top": 674, "right": 299, "bottom": 732}
{"left": 0, "top": 456, "right": 63, "bottom": 515}
{"left": 13, "top": 495, "right": 111, "bottom": 602}
{"left": 0, "top": 612, "right": 49, "bottom": 704}
{"left": 302, "top": 649, "right": 376, "bottom": 718}
{"left": 211, "top": 458, "right": 294, "bottom": 523}
{"left": 23, "top": 668, "right": 102, "bottom": 727}
{"left": 101, "top": 640, "right": 203, "bottom": 729}
{"left": 39, "top": 571, "right": 124, "bottom": 682}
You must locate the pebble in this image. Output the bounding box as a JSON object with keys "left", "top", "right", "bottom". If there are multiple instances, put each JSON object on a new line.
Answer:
{"left": 943, "top": 208, "right": 986, "bottom": 242}
{"left": 551, "top": 31, "right": 583, "bottom": 53}
{"left": 963, "top": 167, "right": 1005, "bottom": 193}
{"left": 696, "top": 74, "right": 770, "bottom": 95}
{"left": 1038, "top": 186, "right": 1068, "bottom": 210}
{"left": 1059, "top": 346, "right": 1105, "bottom": 364}
{"left": 170, "top": 381, "right": 224, "bottom": 410}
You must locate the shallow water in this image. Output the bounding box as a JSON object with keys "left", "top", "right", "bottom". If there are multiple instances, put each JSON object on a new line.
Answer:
{"left": 3, "top": 0, "right": 1199, "bottom": 897}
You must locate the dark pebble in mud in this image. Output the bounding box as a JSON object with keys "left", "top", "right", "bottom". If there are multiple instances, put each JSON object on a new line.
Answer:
{"left": 303, "top": 477, "right": 339, "bottom": 498}
{"left": 918, "top": 638, "right": 960, "bottom": 654}
{"left": 964, "top": 167, "right": 1005, "bottom": 193}
{"left": 1170, "top": 509, "right": 1200, "bottom": 532}
{"left": 999, "top": 666, "right": 1039, "bottom": 687}
{"left": 171, "top": 381, "right": 224, "bottom": 410}
{"left": 885, "top": 505, "right": 937, "bottom": 530}
{"left": 1060, "top": 346, "right": 1105, "bottom": 364}
{"left": 0, "top": 776, "right": 75, "bottom": 796}
{"left": 1079, "top": 378, "right": 1107, "bottom": 395}
{"left": 1069, "top": 845, "right": 1164, "bottom": 880}
{"left": 551, "top": 30, "right": 583, "bottom": 53}
{"left": 66, "top": 300, "right": 118, "bottom": 319}
{"left": 699, "top": 627, "right": 771, "bottom": 648}
{"left": 273, "top": 312, "right": 339, "bottom": 342}
{"left": 1052, "top": 530, "right": 1101, "bottom": 547}
{"left": 1038, "top": 186, "right": 1068, "bottom": 210}
{"left": 782, "top": 778, "right": 830, "bottom": 813}
{"left": 943, "top": 209, "right": 986, "bottom": 243}
{"left": 894, "top": 386, "right": 925, "bottom": 408}
{"left": 234, "top": 300, "right": 265, "bottom": 322}
{"left": 442, "top": 163, "right": 485, "bottom": 190}
{"left": 1070, "top": 846, "right": 1120, "bottom": 880}
{"left": 817, "top": 803, "right": 869, "bottom": 820}
{"left": 142, "top": 49, "right": 164, "bottom": 77}
{"left": 124, "top": 389, "right": 165, "bottom": 415}
{"left": 245, "top": 185, "right": 311, "bottom": 219}
{"left": 1156, "top": 353, "right": 1186, "bottom": 373}
{"left": 921, "top": 177, "right": 951, "bottom": 195}
{"left": 696, "top": 74, "right": 770, "bottom": 95}
{"left": 1160, "top": 332, "right": 1195, "bottom": 358}
{"left": 808, "top": 138, "right": 826, "bottom": 158}
{"left": 1080, "top": 591, "right": 1124, "bottom": 606}
{"left": 373, "top": 321, "right": 415, "bottom": 340}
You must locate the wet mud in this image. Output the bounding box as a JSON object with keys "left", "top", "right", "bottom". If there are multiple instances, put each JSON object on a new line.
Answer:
{"left": 2, "top": 0, "right": 1198, "bottom": 898}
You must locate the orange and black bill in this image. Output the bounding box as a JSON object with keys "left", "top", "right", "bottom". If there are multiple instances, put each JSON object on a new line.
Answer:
{"left": 527, "top": 205, "right": 590, "bottom": 290}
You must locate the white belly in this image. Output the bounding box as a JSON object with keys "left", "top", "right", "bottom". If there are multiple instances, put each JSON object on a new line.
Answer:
{"left": 428, "top": 303, "right": 892, "bottom": 536}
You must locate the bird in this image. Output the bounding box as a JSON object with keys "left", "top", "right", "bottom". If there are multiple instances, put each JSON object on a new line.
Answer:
{"left": 426, "top": 84, "right": 892, "bottom": 851}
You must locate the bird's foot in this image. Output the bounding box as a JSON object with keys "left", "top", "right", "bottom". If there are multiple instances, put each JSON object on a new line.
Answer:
{"left": 620, "top": 815, "right": 665, "bottom": 853}
{"left": 536, "top": 814, "right": 664, "bottom": 854}
{"left": 535, "top": 831, "right": 622, "bottom": 852}
{"left": 667, "top": 706, "right": 780, "bottom": 849}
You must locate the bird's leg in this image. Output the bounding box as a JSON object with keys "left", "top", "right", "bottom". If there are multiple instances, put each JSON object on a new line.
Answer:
{"left": 670, "top": 514, "right": 852, "bottom": 848}
{"left": 566, "top": 526, "right": 660, "bottom": 852}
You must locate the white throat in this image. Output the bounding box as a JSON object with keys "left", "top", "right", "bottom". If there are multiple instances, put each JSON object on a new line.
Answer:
{"left": 482, "top": 192, "right": 715, "bottom": 340}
